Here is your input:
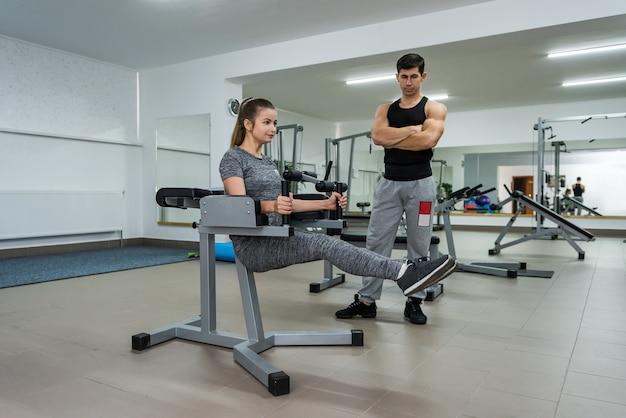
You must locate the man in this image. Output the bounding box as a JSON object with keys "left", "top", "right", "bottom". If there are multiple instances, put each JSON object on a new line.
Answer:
{"left": 336, "top": 53, "right": 449, "bottom": 325}
{"left": 571, "top": 177, "right": 585, "bottom": 215}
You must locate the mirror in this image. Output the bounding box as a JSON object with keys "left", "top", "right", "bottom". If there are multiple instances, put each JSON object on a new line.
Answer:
{"left": 344, "top": 138, "right": 626, "bottom": 217}
{"left": 435, "top": 138, "right": 626, "bottom": 217}
{"left": 156, "top": 114, "right": 211, "bottom": 224}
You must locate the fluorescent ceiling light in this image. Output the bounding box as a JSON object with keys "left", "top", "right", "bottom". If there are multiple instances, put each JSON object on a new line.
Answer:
{"left": 562, "top": 76, "right": 626, "bottom": 87}
{"left": 346, "top": 74, "right": 395, "bottom": 85}
{"left": 548, "top": 43, "right": 626, "bottom": 58}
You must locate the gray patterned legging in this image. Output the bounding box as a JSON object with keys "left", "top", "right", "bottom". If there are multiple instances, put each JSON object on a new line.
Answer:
{"left": 231, "top": 231, "right": 402, "bottom": 279}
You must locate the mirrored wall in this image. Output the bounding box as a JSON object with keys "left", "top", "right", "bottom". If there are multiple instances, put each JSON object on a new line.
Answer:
{"left": 156, "top": 113, "right": 210, "bottom": 224}
{"left": 343, "top": 140, "right": 625, "bottom": 217}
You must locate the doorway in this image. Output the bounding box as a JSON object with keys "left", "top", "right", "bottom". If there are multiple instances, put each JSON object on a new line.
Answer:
{"left": 512, "top": 176, "right": 533, "bottom": 215}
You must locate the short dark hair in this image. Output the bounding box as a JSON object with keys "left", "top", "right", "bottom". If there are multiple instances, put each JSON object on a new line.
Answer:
{"left": 396, "top": 53, "right": 425, "bottom": 74}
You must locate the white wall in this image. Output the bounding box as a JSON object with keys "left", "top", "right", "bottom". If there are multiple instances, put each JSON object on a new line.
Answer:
{"left": 0, "top": 37, "right": 143, "bottom": 250}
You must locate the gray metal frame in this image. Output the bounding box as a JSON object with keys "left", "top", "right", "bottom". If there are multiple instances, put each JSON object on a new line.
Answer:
{"left": 435, "top": 192, "right": 525, "bottom": 278}
{"left": 265, "top": 124, "right": 304, "bottom": 175}
{"left": 561, "top": 196, "right": 602, "bottom": 216}
{"left": 132, "top": 194, "right": 363, "bottom": 396}
{"left": 325, "top": 131, "right": 372, "bottom": 209}
{"left": 489, "top": 189, "right": 594, "bottom": 260}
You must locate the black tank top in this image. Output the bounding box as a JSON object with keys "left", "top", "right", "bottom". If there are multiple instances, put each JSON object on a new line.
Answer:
{"left": 383, "top": 96, "right": 433, "bottom": 181}
{"left": 573, "top": 183, "right": 583, "bottom": 197}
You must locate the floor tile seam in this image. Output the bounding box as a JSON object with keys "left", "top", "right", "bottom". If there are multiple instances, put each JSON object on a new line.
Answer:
{"left": 565, "top": 368, "right": 626, "bottom": 384}
{"left": 554, "top": 252, "right": 597, "bottom": 410}
{"left": 475, "top": 381, "right": 561, "bottom": 404}
{"left": 490, "top": 362, "right": 569, "bottom": 379}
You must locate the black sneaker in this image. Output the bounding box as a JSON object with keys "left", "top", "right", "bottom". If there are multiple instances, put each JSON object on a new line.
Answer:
{"left": 335, "top": 294, "right": 377, "bottom": 319}
{"left": 404, "top": 297, "right": 427, "bottom": 325}
{"left": 396, "top": 255, "right": 457, "bottom": 297}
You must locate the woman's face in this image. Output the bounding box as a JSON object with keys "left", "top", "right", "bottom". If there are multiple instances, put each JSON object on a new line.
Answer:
{"left": 247, "top": 107, "right": 277, "bottom": 145}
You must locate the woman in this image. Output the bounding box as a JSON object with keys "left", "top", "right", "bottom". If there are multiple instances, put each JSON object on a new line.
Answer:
{"left": 219, "top": 98, "right": 456, "bottom": 298}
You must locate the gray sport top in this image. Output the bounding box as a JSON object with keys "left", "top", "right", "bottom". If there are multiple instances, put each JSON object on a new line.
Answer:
{"left": 219, "top": 146, "right": 283, "bottom": 226}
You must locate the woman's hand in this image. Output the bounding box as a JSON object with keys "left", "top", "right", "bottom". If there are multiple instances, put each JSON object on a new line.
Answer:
{"left": 275, "top": 193, "right": 294, "bottom": 214}
{"left": 329, "top": 192, "right": 347, "bottom": 210}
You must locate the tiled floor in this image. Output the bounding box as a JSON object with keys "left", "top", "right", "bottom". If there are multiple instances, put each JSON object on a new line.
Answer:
{"left": 0, "top": 230, "right": 625, "bottom": 417}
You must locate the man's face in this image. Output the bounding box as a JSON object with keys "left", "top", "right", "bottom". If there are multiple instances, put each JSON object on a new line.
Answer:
{"left": 396, "top": 67, "right": 426, "bottom": 96}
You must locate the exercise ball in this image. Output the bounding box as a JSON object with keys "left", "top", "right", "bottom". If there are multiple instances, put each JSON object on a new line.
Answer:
{"left": 475, "top": 195, "right": 491, "bottom": 206}
{"left": 215, "top": 241, "right": 235, "bottom": 262}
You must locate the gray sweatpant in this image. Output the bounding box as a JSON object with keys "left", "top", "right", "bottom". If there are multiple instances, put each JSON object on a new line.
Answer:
{"left": 231, "top": 231, "right": 403, "bottom": 279}
{"left": 358, "top": 176, "right": 435, "bottom": 303}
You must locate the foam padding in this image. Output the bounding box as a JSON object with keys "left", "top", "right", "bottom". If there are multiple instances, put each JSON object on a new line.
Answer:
{"left": 215, "top": 241, "right": 235, "bottom": 262}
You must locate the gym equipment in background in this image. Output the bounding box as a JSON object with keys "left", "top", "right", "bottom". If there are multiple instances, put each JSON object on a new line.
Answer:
{"left": 325, "top": 131, "right": 374, "bottom": 214}
{"left": 432, "top": 159, "right": 447, "bottom": 231}
{"left": 534, "top": 113, "right": 624, "bottom": 222}
{"left": 283, "top": 166, "right": 352, "bottom": 293}
{"left": 489, "top": 185, "right": 594, "bottom": 259}
{"left": 436, "top": 184, "right": 553, "bottom": 278}
{"left": 133, "top": 187, "right": 362, "bottom": 396}
{"left": 560, "top": 195, "right": 602, "bottom": 216}
{"left": 265, "top": 124, "right": 304, "bottom": 175}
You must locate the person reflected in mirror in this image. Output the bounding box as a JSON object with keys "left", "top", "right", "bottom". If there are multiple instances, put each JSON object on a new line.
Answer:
{"left": 561, "top": 188, "right": 575, "bottom": 215}
{"left": 571, "top": 177, "right": 585, "bottom": 215}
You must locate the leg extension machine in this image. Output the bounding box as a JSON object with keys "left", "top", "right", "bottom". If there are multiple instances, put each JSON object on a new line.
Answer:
{"left": 132, "top": 188, "right": 363, "bottom": 396}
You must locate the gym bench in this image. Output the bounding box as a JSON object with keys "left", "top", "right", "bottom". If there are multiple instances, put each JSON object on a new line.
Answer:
{"left": 132, "top": 188, "right": 363, "bottom": 396}
{"left": 490, "top": 185, "right": 594, "bottom": 259}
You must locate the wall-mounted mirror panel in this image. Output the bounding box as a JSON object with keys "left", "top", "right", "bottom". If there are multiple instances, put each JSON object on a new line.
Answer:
{"left": 156, "top": 114, "right": 210, "bottom": 224}
{"left": 463, "top": 147, "right": 625, "bottom": 216}
{"left": 344, "top": 139, "right": 625, "bottom": 217}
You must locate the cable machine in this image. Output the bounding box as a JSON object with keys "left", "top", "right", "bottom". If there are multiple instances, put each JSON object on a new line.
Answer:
{"left": 534, "top": 112, "right": 624, "bottom": 226}
{"left": 432, "top": 159, "right": 447, "bottom": 231}
{"left": 265, "top": 123, "right": 304, "bottom": 175}
{"left": 325, "top": 131, "right": 372, "bottom": 212}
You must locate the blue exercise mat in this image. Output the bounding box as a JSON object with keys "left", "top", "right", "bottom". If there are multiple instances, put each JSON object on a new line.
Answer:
{"left": 0, "top": 246, "right": 191, "bottom": 288}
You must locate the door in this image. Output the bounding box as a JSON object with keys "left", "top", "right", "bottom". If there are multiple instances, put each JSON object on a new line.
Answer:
{"left": 512, "top": 176, "right": 534, "bottom": 215}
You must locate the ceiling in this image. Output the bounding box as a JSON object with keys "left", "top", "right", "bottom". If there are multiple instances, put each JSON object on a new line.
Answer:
{"left": 1, "top": 0, "right": 625, "bottom": 122}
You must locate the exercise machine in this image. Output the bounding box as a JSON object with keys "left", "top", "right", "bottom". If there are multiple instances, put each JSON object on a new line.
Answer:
{"left": 132, "top": 187, "right": 363, "bottom": 396}
{"left": 534, "top": 113, "right": 625, "bottom": 221}
{"left": 436, "top": 185, "right": 553, "bottom": 278}
{"left": 294, "top": 167, "right": 442, "bottom": 298}
{"left": 336, "top": 232, "right": 444, "bottom": 301}
{"left": 561, "top": 195, "right": 602, "bottom": 216}
{"left": 325, "top": 131, "right": 374, "bottom": 213}
{"left": 545, "top": 141, "right": 602, "bottom": 217}
{"left": 489, "top": 185, "right": 594, "bottom": 259}
{"left": 282, "top": 166, "right": 353, "bottom": 293}
{"left": 432, "top": 159, "right": 447, "bottom": 231}
{"left": 265, "top": 124, "right": 303, "bottom": 174}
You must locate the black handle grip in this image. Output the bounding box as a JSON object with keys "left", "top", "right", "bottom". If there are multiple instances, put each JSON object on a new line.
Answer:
{"left": 283, "top": 170, "right": 318, "bottom": 183}
{"left": 324, "top": 161, "right": 333, "bottom": 181}
{"left": 465, "top": 184, "right": 483, "bottom": 197}
{"left": 281, "top": 180, "right": 290, "bottom": 225}
{"left": 334, "top": 182, "right": 347, "bottom": 218}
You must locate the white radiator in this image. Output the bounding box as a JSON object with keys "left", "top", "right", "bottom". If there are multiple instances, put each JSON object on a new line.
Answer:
{"left": 0, "top": 191, "right": 124, "bottom": 240}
